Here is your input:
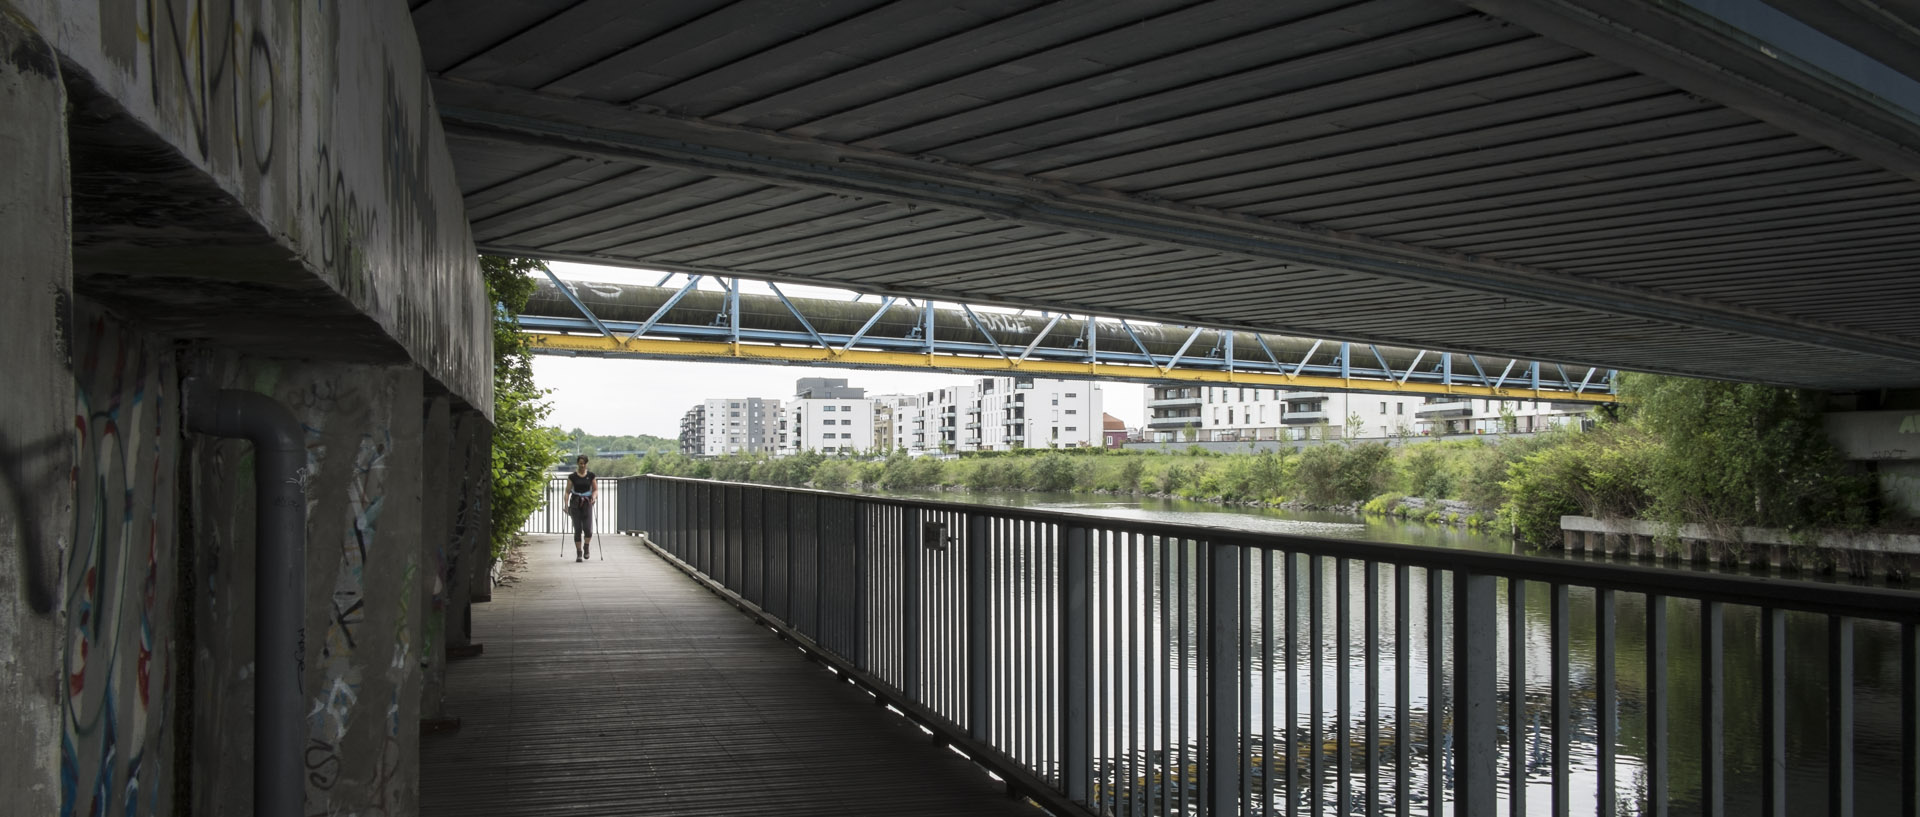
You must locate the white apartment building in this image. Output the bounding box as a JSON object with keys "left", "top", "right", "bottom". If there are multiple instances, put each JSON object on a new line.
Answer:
{"left": 1413, "top": 396, "right": 1591, "bottom": 436}
{"left": 780, "top": 378, "right": 874, "bottom": 455}
{"left": 911, "top": 383, "right": 975, "bottom": 453}
{"left": 1145, "top": 385, "right": 1425, "bottom": 442}
{"left": 696, "top": 397, "right": 780, "bottom": 456}
{"left": 975, "top": 377, "right": 1102, "bottom": 450}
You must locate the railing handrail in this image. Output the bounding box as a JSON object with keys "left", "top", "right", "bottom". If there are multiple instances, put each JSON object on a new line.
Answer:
{"left": 637, "top": 475, "right": 1920, "bottom": 622}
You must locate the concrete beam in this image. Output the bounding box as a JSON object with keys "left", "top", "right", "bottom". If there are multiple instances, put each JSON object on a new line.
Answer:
{"left": 20, "top": 0, "right": 493, "bottom": 416}
{"left": 432, "top": 77, "right": 1920, "bottom": 368}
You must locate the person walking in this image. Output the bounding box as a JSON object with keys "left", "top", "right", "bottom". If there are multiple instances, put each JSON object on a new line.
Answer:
{"left": 567, "top": 455, "right": 598, "bottom": 561}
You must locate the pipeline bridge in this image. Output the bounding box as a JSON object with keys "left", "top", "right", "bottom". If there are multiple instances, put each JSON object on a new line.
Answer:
{"left": 521, "top": 274, "right": 1619, "bottom": 403}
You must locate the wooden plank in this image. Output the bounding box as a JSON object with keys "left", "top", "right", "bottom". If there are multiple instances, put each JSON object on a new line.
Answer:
{"left": 421, "top": 533, "right": 1042, "bottom": 817}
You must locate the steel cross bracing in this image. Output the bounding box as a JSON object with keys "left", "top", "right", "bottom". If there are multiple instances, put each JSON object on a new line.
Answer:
{"left": 519, "top": 277, "right": 1616, "bottom": 403}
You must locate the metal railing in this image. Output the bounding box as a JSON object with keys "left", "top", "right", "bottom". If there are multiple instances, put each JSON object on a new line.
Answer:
{"left": 521, "top": 476, "right": 619, "bottom": 536}
{"left": 620, "top": 476, "right": 1920, "bottom": 817}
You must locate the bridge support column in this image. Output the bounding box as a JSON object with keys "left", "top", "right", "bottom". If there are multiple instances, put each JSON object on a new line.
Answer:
{"left": 0, "top": 19, "right": 71, "bottom": 816}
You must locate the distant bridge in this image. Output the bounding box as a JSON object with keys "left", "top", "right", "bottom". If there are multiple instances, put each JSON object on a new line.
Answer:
{"left": 519, "top": 274, "right": 1618, "bottom": 404}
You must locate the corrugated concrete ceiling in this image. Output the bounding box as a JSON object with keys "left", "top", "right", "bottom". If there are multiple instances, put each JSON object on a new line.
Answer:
{"left": 411, "top": 0, "right": 1920, "bottom": 390}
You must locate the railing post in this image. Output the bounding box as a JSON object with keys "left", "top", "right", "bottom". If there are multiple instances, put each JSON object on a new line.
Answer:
{"left": 1206, "top": 541, "right": 1240, "bottom": 817}
{"left": 1453, "top": 569, "right": 1497, "bottom": 817}
{"left": 903, "top": 507, "right": 922, "bottom": 703}
{"left": 853, "top": 502, "right": 869, "bottom": 669}
{"left": 1060, "top": 525, "right": 1091, "bottom": 805}
{"left": 967, "top": 513, "right": 989, "bottom": 743}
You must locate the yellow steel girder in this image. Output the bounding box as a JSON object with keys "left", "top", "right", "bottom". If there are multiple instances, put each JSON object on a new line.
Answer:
{"left": 524, "top": 332, "right": 1618, "bottom": 404}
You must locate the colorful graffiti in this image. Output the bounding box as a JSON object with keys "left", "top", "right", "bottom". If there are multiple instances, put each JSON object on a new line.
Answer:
{"left": 61, "top": 310, "right": 179, "bottom": 816}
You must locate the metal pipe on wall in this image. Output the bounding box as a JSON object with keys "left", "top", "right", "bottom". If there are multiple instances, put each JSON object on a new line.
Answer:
{"left": 184, "top": 377, "right": 306, "bottom": 817}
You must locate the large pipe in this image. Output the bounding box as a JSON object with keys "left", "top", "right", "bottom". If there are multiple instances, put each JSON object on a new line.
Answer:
{"left": 184, "top": 377, "right": 306, "bottom": 817}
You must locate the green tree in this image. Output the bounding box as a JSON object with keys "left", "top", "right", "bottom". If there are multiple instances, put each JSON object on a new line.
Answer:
{"left": 1620, "top": 373, "right": 1872, "bottom": 533}
{"left": 482, "top": 256, "right": 564, "bottom": 558}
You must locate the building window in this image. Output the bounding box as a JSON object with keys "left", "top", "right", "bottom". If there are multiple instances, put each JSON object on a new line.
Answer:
{"left": 823, "top": 405, "right": 836, "bottom": 412}
{"left": 1066, "top": 426, "right": 1077, "bottom": 432}
{"left": 1065, "top": 392, "right": 1077, "bottom": 398}
{"left": 842, "top": 405, "right": 853, "bottom": 411}
{"left": 1065, "top": 409, "right": 1077, "bottom": 415}
{"left": 1228, "top": 409, "right": 1235, "bottom": 425}
{"left": 1396, "top": 404, "right": 1404, "bottom": 415}
{"left": 1380, "top": 402, "right": 1387, "bottom": 413}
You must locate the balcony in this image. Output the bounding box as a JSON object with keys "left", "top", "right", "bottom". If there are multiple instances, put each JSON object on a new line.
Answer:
{"left": 1281, "top": 409, "right": 1329, "bottom": 425}
{"left": 1147, "top": 396, "right": 1203, "bottom": 408}
{"left": 1415, "top": 400, "right": 1474, "bottom": 418}
{"left": 1146, "top": 416, "right": 1201, "bottom": 430}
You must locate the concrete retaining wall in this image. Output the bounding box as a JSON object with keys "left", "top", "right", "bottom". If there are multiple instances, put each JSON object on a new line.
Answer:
{"left": 1559, "top": 515, "right": 1919, "bottom": 580}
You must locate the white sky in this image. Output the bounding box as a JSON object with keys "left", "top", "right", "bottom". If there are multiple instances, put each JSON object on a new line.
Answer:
{"left": 533, "top": 261, "right": 1147, "bottom": 437}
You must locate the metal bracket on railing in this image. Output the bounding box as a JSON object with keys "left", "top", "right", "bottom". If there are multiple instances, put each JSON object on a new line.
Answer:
{"left": 922, "top": 519, "right": 951, "bottom": 551}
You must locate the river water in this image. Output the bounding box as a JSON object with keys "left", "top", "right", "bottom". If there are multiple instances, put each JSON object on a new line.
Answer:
{"left": 881, "top": 490, "right": 1913, "bottom": 816}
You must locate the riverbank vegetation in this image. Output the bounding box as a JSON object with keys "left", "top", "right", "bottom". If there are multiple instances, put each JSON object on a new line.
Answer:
{"left": 601, "top": 374, "right": 1882, "bottom": 547}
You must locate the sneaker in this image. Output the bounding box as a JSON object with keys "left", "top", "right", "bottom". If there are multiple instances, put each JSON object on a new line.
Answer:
{"left": 583, "top": 543, "right": 591, "bottom": 559}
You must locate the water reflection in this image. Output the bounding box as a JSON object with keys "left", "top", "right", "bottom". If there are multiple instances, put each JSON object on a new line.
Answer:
{"left": 886, "top": 490, "right": 1913, "bottom": 816}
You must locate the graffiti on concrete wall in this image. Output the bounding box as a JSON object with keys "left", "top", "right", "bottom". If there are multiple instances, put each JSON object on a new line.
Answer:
{"left": 288, "top": 371, "right": 420, "bottom": 816}
{"left": 61, "top": 309, "right": 179, "bottom": 817}
{"left": 51, "top": 0, "right": 491, "bottom": 411}
{"left": 141, "top": 0, "right": 283, "bottom": 178}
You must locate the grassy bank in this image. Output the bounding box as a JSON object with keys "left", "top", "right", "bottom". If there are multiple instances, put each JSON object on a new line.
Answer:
{"left": 606, "top": 438, "right": 1535, "bottom": 528}
{"left": 594, "top": 376, "right": 1885, "bottom": 549}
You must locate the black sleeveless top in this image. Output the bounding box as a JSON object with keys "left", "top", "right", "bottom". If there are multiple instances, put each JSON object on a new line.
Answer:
{"left": 567, "top": 471, "right": 596, "bottom": 496}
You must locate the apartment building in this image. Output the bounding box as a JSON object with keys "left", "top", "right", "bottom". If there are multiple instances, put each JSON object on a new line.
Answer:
{"left": 1413, "top": 396, "right": 1591, "bottom": 436}
{"left": 1144, "top": 385, "right": 1425, "bottom": 442}
{"left": 977, "top": 376, "right": 1103, "bottom": 450}
{"left": 678, "top": 404, "right": 706, "bottom": 455}
{"left": 676, "top": 398, "right": 781, "bottom": 456}
{"left": 870, "top": 393, "right": 923, "bottom": 452}
{"left": 780, "top": 378, "right": 875, "bottom": 455}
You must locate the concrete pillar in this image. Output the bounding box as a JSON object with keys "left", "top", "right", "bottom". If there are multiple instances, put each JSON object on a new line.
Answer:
{"left": 419, "top": 397, "right": 453, "bottom": 721}
{"left": 0, "top": 18, "right": 70, "bottom": 814}
{"left": 448, "top": 410, "right": 491, "bottom": 624}
{"left": 190, "top": 359, "right": 425, "bottom": 817}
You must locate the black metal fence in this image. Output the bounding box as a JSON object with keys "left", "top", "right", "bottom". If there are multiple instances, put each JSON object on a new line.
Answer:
{"left": 521, "top": 476, "right": 619, "bottom": 536}
{"left": 621, "top": 475, "right": 1920, "bottom": 817}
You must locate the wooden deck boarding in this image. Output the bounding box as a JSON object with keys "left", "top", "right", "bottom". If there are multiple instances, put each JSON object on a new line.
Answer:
{"left": 421, "top": 533, "right": 1044, "bottom": 816}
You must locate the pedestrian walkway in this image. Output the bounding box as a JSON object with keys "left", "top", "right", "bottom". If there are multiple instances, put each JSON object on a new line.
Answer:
{"left": 420, "top": 533, "right": 1041, "bottom": 816}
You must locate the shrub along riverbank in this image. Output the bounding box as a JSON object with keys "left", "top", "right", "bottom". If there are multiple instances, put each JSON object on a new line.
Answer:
{"left": 608, "top": 437, "right": 1529, "bottom": 529}
{"left": 600, "top": 374, "right": 1888, "bottom": 549}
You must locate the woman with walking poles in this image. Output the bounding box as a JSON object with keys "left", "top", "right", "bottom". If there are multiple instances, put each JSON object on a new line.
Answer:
{"left": 567, "top": 455, "right": 597, "bottom": 561}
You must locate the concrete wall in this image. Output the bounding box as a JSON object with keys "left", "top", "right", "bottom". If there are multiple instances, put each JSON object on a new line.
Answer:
{"left": 187, "top": 355, "right": 427, "bottom": 817}
{"left": 0, "top": 3, "right": 499, "bottom": 814}
{"left": 65, "top": 302, "right": 184, "bottom": 816}
{"left": 10, "top": 0, "right": 491, "bottom": 413}
{"left": 0, "top": 19, "right": 74, "bottom": 814}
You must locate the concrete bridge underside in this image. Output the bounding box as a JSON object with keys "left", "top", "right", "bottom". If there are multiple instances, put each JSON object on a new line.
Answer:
{"left": 421, "top": 0, "right": 1920, "bottom": 391}
{"left": 5, "top": 1, "right": 1920, "bottom": 816}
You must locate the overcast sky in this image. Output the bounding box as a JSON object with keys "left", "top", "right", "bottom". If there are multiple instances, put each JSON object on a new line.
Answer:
{"left": 534, "top": 261, "right": 1147, "bottom": 437}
